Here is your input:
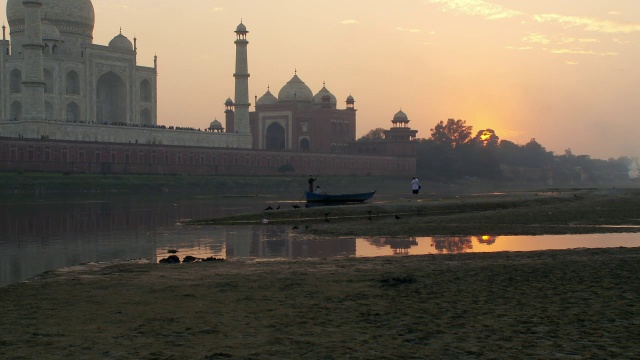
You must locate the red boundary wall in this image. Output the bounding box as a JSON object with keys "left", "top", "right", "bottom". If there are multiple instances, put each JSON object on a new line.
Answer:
{"left": 0, "top": 138, "right": 416, "bottom": 176}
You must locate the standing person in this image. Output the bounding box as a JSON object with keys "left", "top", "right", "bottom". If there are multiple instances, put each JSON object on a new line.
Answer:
{"left": 411, "top": 177, "right": 420, "bottom": 199}
{"left": 308, "top": 175, "right": 317, "bottom": 192}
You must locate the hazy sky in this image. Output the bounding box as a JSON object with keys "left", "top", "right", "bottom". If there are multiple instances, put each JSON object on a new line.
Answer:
{"left": 4, "top": 0, "right": 640, "bottom": 159}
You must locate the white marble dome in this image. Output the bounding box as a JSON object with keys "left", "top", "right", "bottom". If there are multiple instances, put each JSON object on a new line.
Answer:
{"left": 278, "top": 74, "right": 313, "bottom": 102}
{"left": 393, "top": 110, "right": 409, "bottom": 122}
{"left": 235, "top": 22, "right": 247, "bottom": 33}
{"left": 109, "top": 33, "right": 133, "bottom": 50}
{"left": 41, "top": 21, "right": 61, "bottom": 41}
{"left": 6, "top": 0, "right": 95, "bottom": 33}
{"left": 209, "top": 119, "right": 223, "bottom": 129}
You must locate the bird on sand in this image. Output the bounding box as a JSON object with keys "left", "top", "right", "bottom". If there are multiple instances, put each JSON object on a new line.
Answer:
{"left": 292, "top": 204, "right": 301, "bottom": 209}
{"left": 292, "top": 225, "right": 299, "bottom": 230}
{"left": 264, "top": 205, "right": 273, "bottom": 211}
{"left": 394, "top": 215, "right": 401, "bottom": 220}
{"left": 323, "top": 212, "right": 331, "bottom": 217}
{"left": 276, "top": 205, "right": 281, "bottom": 210}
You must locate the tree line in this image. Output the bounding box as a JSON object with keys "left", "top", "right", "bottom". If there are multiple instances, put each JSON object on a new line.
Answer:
{"left": 358, "top": 119, "right": 636, "bottom": 185}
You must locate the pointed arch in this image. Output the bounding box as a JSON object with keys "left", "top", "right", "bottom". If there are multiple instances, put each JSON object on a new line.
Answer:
{"left": 140, "top": 108, "right": 152, "bottom": 126}
{"left": 66, "top": 102, "right": 80, "bottom": 122}
{"left": 96, "top": 71, "right": 126, "bottom": 124}
{"left": 66, "top": 70, "right": 80, "bottom": 95}
{"left": 140, "top": 79, "right": 152, "bottom": 102}
{"left": 300, "top": 137, "right": 310, "bottom": 151}
{"left": 265, "top": 122, "right": 286, "bottom": 150}
{"left": 10, "top": 69, "right": 22, "bottom": 93}
{"left": 45, "top": 101, "right": 54, "bottom": 120}
{"left": 43, "top": 68, "right": 54, "bottom": 94}
{"left": 10, "top": 101, "right": 22, "bottom": 121}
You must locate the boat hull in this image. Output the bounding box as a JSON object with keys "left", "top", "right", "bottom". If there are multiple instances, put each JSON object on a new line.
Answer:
{"left": 305, "top": 191, "right": 376, "bottom": 203}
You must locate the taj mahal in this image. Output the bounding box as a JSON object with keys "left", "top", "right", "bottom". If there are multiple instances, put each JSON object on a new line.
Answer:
{"left": 0, "top": 0, "right": 418, "bottom": 176}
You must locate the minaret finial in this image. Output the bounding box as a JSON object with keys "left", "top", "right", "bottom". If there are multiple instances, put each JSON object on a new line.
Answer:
{"left": 295, "top": 68, "right": 297, "bottom": 75}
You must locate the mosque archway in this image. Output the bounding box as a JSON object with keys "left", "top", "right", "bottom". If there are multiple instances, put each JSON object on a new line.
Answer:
{"left": 140, "top": 108, "right": 152, "bottom": 126}
{"left": 10, "top": 101, "right": 22, "bottom": 121}
{"left": 265, "top": 122, "right": 286, "bottom": 150}
{"left": 10, "top": 69, "right": 22, "bottom": 93}
{"left": 66, "top": 70, "right": 80, "bottom": 95}
{"left": 66, "top": 102, "right": 80, "bottom": 122}
{"left": 96, "top": 71, "right": 126, "bottom": 124}
{"left": 140, "top": 80, "right": 152, "bottom": 102}
{"left": 300, "top": 137, "right": 310, "bottom": 151}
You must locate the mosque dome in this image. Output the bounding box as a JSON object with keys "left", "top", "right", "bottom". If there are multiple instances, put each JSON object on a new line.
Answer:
{"left": 278, "top": 74, "right": 313, "bottom": 102}
{"left": 313, "top": 85, "right": 337, "bottom": 105}
{"left": 109, "top": 32, "right": 133, "bottom": 50}
{"left": 225, "top": 98, "right": 234, "bottom": 106}
{"left": 257, "top": 88, "right": 278, "bottom": 105}
{"left": 209, "top": 119, "right": 223, "bottom": 130}
{"left": 346, "top": 95, "right": 355, "bottom": 102}
{"left": 392, "top": 110, "right": 409, "bottom": 123}
{"left": 41, "top": 22, "right": 61, "bottom": 41}
{"left": 6, "top": 0, "right": 95, "bottom": 34}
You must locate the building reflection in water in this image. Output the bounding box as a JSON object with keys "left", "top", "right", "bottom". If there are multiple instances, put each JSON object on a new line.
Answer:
{"left": 155, "top": 225, "right": 357, "bottom": 262}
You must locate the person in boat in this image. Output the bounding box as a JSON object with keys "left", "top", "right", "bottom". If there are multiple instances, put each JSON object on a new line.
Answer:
{"left": 411, "top": 177, "right": 420, "bottom": 199}
{"left": 308, "top": 175, "right": 317, "bottom": 192}
{"left": 314, "top": 185, "right": 322, "bottom": 194}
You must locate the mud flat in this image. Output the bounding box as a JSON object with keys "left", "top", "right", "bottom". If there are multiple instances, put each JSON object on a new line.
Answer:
{"left": 1, "top": 188, "right": 640, "bottom": 359}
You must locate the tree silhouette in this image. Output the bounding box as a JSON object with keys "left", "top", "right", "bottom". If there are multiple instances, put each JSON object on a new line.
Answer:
{"left": 430, "top": 119, "right": 473, "bottom": 148}
{"left": 357, "top": 128, "right": 386, "bottom": 142}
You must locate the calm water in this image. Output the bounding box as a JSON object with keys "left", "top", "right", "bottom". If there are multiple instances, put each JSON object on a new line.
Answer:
{"left": 2, "top": 192, "right": 640, "bottom": 287}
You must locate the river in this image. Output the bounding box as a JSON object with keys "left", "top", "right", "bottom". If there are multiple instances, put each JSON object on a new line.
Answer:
{"left": 2, "top": 191, "right": 640, "bottom": 287}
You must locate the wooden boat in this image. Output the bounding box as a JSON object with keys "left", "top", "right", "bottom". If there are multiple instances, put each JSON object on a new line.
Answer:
{"left": 305, "top": 190, "right": 376, "bottom": 203}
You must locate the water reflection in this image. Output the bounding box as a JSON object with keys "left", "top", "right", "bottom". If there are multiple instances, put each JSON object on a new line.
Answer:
{"left": 2, "top": 192, "right": 640, "bottom": 287}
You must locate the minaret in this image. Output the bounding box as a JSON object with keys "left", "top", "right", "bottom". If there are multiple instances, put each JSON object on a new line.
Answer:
{"left": 233, "top": 21, "right": 250, "bottom": 134}
{"left": 21, "top": 0, "right": 46, "bottom": 121}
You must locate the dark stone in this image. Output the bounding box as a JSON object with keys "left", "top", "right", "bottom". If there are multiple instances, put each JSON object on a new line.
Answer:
{"left": 182, "top": 255, "right": 197, "bottom": 263}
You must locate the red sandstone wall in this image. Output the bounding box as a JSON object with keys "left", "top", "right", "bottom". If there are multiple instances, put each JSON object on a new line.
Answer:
{"left": 0, "top": 138, "right": 415, "bottom": 176}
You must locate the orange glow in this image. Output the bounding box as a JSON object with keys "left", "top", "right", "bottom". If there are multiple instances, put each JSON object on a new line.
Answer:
{"left": 480, "top": 131, "right": 493, "bottom": 142}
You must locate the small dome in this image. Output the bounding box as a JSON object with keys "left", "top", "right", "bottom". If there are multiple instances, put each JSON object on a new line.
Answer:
{"left": 209, "top": 119, "right": 223, "bottom": 129}
{"left": 225, "top": 97, "right": 234, "bottom": 106}
{"left": 393, "top": 110, "right": 409, "bottom": 123}
{"left": 346, "top": 95, "right": 355, "bottom": 102}
{"left": 109, "top": 32, "right": 133, "bottom": 50}
{"left": 278, "top": 74, "right": 313, "bottom": 102}
{"left": 41, "top": 22, "right": 61, "bottom": 41}
{"left": 313, "top": 86, "right": 337, "bottom": 105}
{"left": 235, "top": 22, "right": 247, "bottom": 33}
{"left": 257, "top": 89, "right": 278, "bottom": 105}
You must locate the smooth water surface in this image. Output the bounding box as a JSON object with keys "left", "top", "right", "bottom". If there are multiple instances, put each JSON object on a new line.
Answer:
{"left": 1, "top": 192, "right": 639, "bottom": 287}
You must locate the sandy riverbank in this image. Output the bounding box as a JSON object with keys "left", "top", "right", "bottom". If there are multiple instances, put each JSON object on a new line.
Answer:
{"left": 2, "top": 187, "right": 640, "bottom": 359}
{"left": 1, "top": 248, "right": 639, "bottom": 359}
